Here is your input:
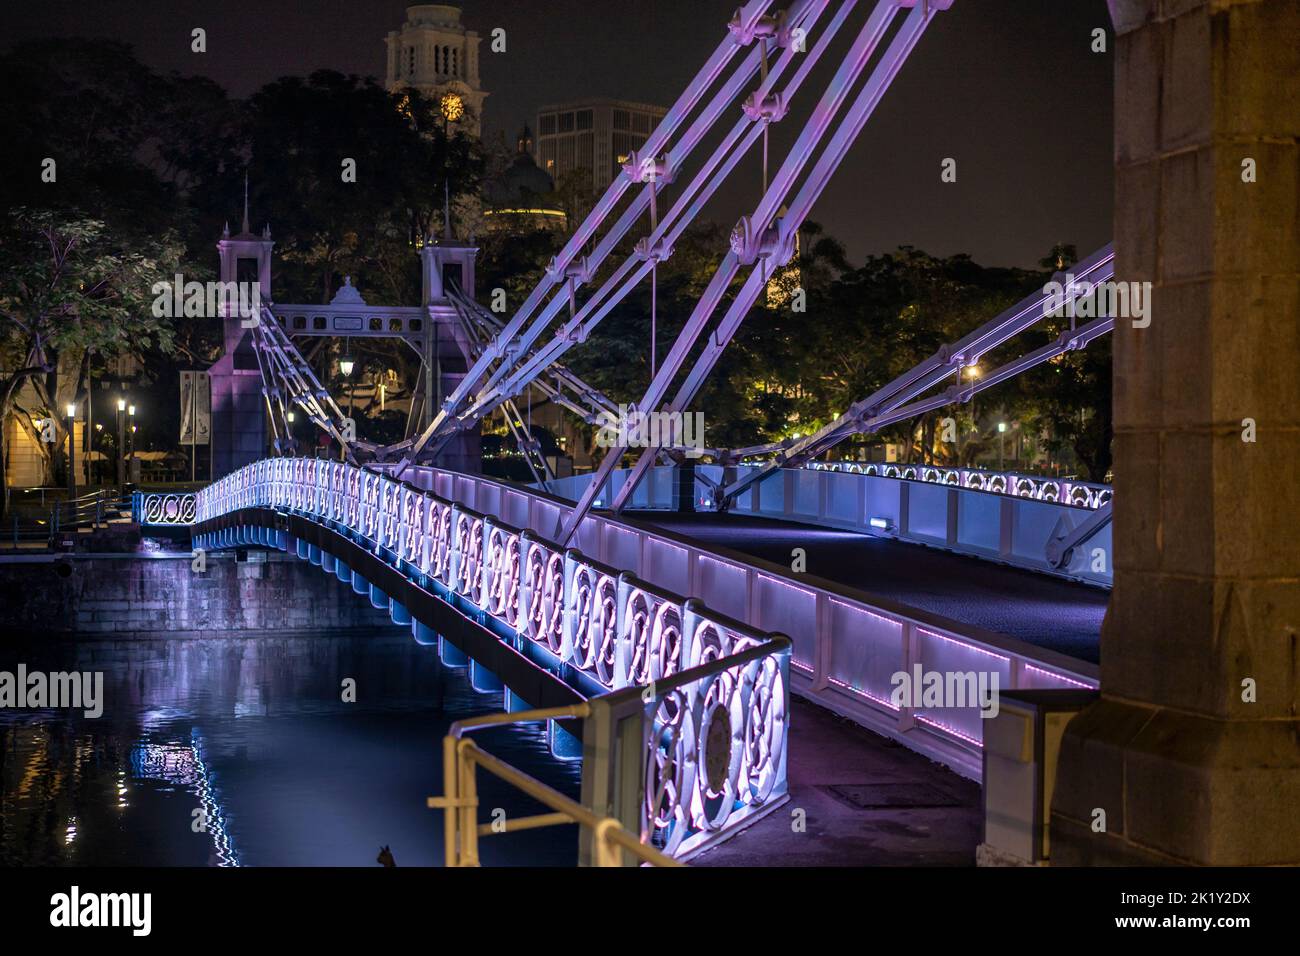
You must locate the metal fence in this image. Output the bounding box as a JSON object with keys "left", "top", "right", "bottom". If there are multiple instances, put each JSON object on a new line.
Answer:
{"left": 133, "top": 491, "right": 198, "bottom": 526}
{"left": 2, "top": 489, "right": 129, "bottom": 549}
{"left": 194, "top": 457, "right": 790, "bottom": 859}
{"left": 545, "top": 463, "right": 1114, "bottom": 587}
{"left": 407, "top": 462, "right": 1100, "bottom": 779}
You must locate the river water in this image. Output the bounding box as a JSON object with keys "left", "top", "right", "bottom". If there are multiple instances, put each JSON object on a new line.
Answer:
{"left": 0, "top": 631, "right": 581, "bottom": 867}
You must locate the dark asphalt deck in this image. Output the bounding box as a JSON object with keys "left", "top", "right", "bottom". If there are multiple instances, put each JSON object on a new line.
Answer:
{"left": 693, "top": 696, "right": 982, "bottom": 866}
{"left": 635, "top": 511, "right": 1107, "bottom": 664}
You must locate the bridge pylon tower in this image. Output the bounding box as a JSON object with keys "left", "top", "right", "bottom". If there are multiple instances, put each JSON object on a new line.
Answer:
{"left": 210, "top": 189, "right": 274, "bottom": 478}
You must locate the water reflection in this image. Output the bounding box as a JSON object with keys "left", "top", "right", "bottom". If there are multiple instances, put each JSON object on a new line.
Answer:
{"left": 131, "top": 734, "right": 239, "bottom": 866}
{"left": 0, "top": 632, "right": 581, "bottom": 866}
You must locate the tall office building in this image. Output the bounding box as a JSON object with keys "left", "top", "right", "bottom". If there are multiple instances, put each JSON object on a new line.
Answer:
{"left": 385, "top": 4, "right": 487, "bottom": 136}
{"left": 535, "top": 99, "right": 667, "bottom": 195}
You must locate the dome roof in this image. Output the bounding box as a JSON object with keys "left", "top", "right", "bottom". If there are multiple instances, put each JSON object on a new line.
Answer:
{"left": 485, "top": 128, "right": 554, "bottom": 207}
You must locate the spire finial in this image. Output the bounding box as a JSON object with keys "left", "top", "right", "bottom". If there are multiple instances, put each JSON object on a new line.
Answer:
{"left": 242, "top": 172, "right": 251, "bottom": 235}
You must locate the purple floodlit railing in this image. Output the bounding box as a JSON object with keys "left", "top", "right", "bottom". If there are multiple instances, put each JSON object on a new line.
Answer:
{"left": 805, "top": 462, "right": 1113, "bottom": 511}
{"left": 195, "top": 457, "right": 1101, "bottom": 782}
{"left": 410, "top": 464, "right": 1100, "bottom": 779}
{"left": 544, "top": 462, "right": 1114, "bottom": 588}
{"left": 196, "top": 458, "right": 781, "bottom": 696}
{"left": 193, "top": 457, "right": 791, "bottom": 858}
{"left": 134, "top": 491, "right": 198, "bottom": 526}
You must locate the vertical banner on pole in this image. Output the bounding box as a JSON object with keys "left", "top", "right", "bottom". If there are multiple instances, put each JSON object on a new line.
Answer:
{"left": 180, "top": 371, "right": 211, "bottom": 481}
{"left": 180, "top": 371, "right": 194, "bottom": 444}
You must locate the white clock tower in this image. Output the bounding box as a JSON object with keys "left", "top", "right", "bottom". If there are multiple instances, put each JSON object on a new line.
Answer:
{"left": 385, "top": 4, "right": 487, "bottom": 136}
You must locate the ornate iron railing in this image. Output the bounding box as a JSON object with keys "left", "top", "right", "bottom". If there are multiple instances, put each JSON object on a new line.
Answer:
{"left": 806, "top": 461, "right": 1112, "bottom": 511}
{"left": 193, "top": 457, "right": 790, "bottom": 858}
{"left": 545, "top": 461, "right": 1114, "bottom": 588}
{"left": 134, "top": 491, "right": 198, "bottom": 526}
{"left": 490, "top": 463, "right": 1105, "bottom": 776}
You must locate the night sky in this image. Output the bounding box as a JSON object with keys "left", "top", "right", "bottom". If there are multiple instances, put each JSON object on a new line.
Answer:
{"left": 1, "top": 0, "right": 1114, "bottom": 268}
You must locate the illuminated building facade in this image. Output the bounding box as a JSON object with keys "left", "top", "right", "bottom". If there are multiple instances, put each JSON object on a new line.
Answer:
{"left": 535, "top": 99, "right": 667, "bottom": 195}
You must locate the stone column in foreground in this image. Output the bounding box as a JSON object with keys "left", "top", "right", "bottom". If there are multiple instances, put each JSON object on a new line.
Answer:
{"left": 1051, "top": 0, "right": 1300, "bottom": 865}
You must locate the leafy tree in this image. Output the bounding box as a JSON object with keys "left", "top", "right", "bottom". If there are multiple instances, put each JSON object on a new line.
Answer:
{"left": 1016, "top": 340, "right": 1113, "bottom": 481}
{"left": 0, "top": 210, "right": 184, "bottom": 506}
{"left": 242, "top": 73, "right": 486, "bottom": 306}
{"left": 0, "top": 39, "right": 1114, "bottom": 488}
{"left": 0, "top": 40, "right": 177, "bottom": 232}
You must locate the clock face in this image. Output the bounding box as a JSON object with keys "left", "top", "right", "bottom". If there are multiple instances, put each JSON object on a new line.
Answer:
{"left": 440, "top": 93, "right": 465, "bottom": 122}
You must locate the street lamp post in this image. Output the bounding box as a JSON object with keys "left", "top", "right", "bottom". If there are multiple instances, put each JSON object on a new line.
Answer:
{"left": 339, "top": 355, "right": 355, "bottom": 461}
{"left": 998, "top": 421, "right": 1008, "bottom": 471}
{"left": 127, "top": 404, "right": 136, "bottom": 484}
{"left": 65, "top": 402, "right": 77, "bottom": 498}
{"left": 116, "top": 398, "right": 126, "bottom": 488}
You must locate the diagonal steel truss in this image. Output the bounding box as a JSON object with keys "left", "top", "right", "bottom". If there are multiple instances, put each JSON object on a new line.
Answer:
{"left": 707, "top": 242, "right": 1116, "bottom": 508}
{"left": 247, "top": 281, "right": 617, "bottom": 478}
{"left": 353, "top": 0, "right": 1110, "bottom": 551}
{"left": 248, "top": 303, "right": 360, "bottom": 463}
{"left": 553, "top": 0, "right": 954, "bottom": 543}
{"left": 442, "top": 279, "right": 619, "bottom": 484}
{"left": 444, "top": 281, "right": 618, "bottom": 430}
{"left": 386, "top": 0, "right": 854, "bottom": 477}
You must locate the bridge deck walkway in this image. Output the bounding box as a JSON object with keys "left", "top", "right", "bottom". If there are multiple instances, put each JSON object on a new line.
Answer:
{"left": 694, "top": 696, "right": 981, "bottom": 866}
{"left": 636, "top": 512, "right": 1107, "bottom": 664}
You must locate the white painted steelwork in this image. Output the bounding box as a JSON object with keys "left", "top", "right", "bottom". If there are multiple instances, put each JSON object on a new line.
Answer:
{"left": 805, "top": 462, "right": 1112, "bottom": 511}
{"left": 547, "top": 463, "right": 1115, "bottom": 587}
{"left": 193, "top": 457, "right": 790, "bottom": 857}
{"left": 379, "top": 462, "right": 1100, "bottom": 778}
{"left": 135, "top": 491, "right": 198, "bottom": 526}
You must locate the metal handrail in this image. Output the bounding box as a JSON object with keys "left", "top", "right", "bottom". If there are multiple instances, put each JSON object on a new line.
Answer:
{"left": 434, "top": 462, "right": 1100, "bottom": 679}
{"left": 197, "top": 458, "right": 783, "bottom": 676}
{"left": 2, "top": 488, "right": 125, "bottom": 548}
{"left": 199, "top": 458, "right": 794, "bottom": 858}
{"left": 602, "top": 633, "right": 791, "bottom": 714}
{"left": 428, "top": 704, "right": 681, "bottom": 868}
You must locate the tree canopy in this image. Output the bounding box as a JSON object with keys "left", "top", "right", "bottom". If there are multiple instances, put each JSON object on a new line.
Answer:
{"left": 0, "top": 38, "right": 1113, "bottom": 497}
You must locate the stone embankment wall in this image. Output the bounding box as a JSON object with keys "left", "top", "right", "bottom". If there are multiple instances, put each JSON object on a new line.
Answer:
{"left": 0, "top": 551, "right": 399, "bottom": 638}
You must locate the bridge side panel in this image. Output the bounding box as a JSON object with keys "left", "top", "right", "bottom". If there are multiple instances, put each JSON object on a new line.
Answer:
{"left": 825, "top": 600, "right": 905, "bottom": 709}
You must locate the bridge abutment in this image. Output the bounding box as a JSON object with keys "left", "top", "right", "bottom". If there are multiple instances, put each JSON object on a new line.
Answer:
{"left": 1051, "top": 0, "right": 1300, "bottom": 865}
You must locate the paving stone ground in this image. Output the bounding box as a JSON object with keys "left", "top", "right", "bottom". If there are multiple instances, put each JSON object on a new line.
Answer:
{"left": 693, "top": 696, "right": 982, "bottom": 867}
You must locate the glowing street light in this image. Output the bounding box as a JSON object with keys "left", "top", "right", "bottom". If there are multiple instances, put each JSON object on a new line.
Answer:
{"left": 116, "top": 398, "right": 127, "bottom": 486}
{"left": 340, "top": 355, "right": 355, "bottom": 460}
{"left": 127, "top": 405, "right": 137, "bottom": 484}
{"left": 65, "top": 402, "right": 77, "bottom": 496}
